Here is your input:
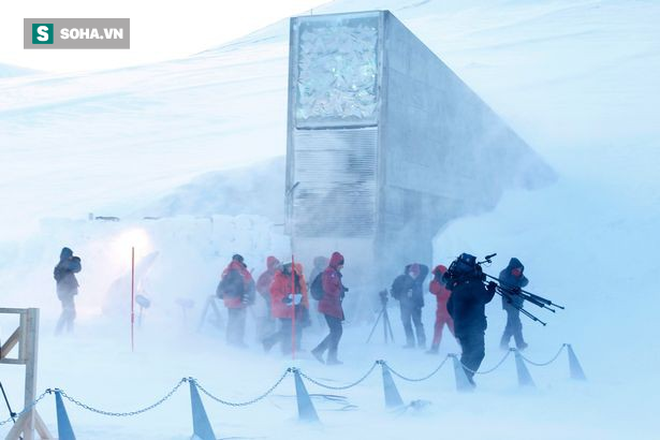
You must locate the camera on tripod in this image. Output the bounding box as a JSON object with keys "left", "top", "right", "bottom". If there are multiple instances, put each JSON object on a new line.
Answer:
{"left": 367, "top": 289, "right": 395, "bottom": 344}
{"left": 378, "top": 289, "right": 389, "bottom": 306}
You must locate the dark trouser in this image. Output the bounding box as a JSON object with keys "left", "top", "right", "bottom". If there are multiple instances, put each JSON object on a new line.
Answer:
{"left": 263, "top": 317, "right": 303, "bottom": 354}
{"left": 226, "top": 308, "right": 247, "bottom": 346}
{"left": 313, "top": 314, "right": 343, "bottom": 361}
{"left": 400, "top": 304, "right": 426, "bottom": 347}
{"left": 500, "top": 309, "right": 526, "bottom": 348}
{"left": 257, "top": 298, "right": 276, "bottom": 340}
{"left": 457, "top": 331, "right": 485, "bottom": 384}
{"left": 55, "top": 295, "right": 76, "bottom": 335}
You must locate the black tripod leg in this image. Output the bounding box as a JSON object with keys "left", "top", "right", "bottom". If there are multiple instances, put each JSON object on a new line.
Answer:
{"left": 367, "top": 307, "right": 385, "bottom": 343}
{"left": 383, "top": 309, "right": 395, "bottom": 344}
{"left": 383, "top": 308, "right": 388, "bottom": 343}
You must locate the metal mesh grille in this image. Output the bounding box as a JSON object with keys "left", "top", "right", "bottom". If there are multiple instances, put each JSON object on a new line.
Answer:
{"left": 292, "top": 127, "right": 377, "bottom": 237}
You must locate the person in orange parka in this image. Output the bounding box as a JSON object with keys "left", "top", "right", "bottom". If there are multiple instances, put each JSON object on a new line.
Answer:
{"left": 262, "top": 262, "right": 309, "bottom": 354}
{"left": 256, "top": 256, "right": 281, "bottom": 337}
{"left": 427, "top": 264, "right": 455, "bottom": 354}
{"left": 218, "top": 254, "right": 255, "bottom": 348}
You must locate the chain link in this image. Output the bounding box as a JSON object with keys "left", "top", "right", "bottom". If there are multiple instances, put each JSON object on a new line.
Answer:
{"left": 1, "top": 344, "right": 569, "bottom": 424}
{"left": 385, "top": 356, "right": 450, "bottom": 382}
{"left": 473, "top": 350, "right": 512, "bottom": 374}
{"left": 58, "top": 378, "right": 187, "bottom": 417}
{"left": 517, "top": 344, "right": 566, "bottom": 367}
{"left": 455, "top": 350, "right": 512, "bottom": 375}
{"left": 194, "top": 370, "right": 290, "bottom": 407}
{"left": 298, "top": 362, "right": 378, "bottom": 390}
{"left": 0, "top": 390, "right": 51, "bottom": 426}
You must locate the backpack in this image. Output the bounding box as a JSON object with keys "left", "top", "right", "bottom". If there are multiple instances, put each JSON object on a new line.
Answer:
{"left": 391, "top": 274, "right": 408, "bottom": 300}
{"left": 217, "top": 269, "right": 245, "bottom": 299}
{"left": 310, "top": 272, "right": 325, "bottom": 301}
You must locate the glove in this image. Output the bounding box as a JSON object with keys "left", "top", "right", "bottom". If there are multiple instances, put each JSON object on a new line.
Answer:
{"left": 487, "top": 281, "right": 497, "bottom": 293}
{"left": 284, "top": 293, "right": 303, "bottom": 305}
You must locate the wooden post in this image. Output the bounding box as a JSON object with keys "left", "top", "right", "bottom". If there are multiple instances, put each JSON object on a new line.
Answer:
{"left": 1, "top": 308, "right": 53, "bottom": 440}
{"left": 23, "top": 309, "right": 39, "bottom": 440}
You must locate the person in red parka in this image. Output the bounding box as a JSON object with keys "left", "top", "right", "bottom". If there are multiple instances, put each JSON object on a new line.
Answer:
{"left": 262, "top": 262, "right": 309, "bottom": 354}
{"left": 311, "top": 251, "right": 347, "bottom": 365}
{"left": 427, "top": 265, "right": 455, "bottom": 354}
{"left": 218, "top": 254, "right": 255, "bottom": 347}
{"left": 256, "top": 256, "right": 281, "bottom": 338}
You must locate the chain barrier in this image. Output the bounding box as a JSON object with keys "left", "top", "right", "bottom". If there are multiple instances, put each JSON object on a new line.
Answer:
{"left": 1, "top": 344, "right": 571, "bottom": 426}
{"left": 517, "top": 344, "right": 567, "bottom": 367}
{"left": 0, "top": 390, "right": 51, "bottom": 427}
{"left": 457, "top": 349, "right": 512, "bottom": 375}
{"left": 57, "top": 378, "right": 187, "bottom": 417}
{"left": 298, "top": 362, "right": 379, "bottom": 390}
{"left": 384, "top": 356, "right": 450, "bottom": 382}
{"left": 194, "top": 369, "right": 290, "bottom": 407}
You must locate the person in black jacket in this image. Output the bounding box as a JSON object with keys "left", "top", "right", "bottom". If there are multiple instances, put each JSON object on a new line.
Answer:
{"left": 444, "top": 254, "right": 496, "bottom": 385}
{"left": 54, "top": 247, "right": 82, "bottom": 335}
{"left": 499, "top": 258, "right": 529, "bottom": 350}
{"left": 391, "top": 263, "right": 428, "bottom": 349}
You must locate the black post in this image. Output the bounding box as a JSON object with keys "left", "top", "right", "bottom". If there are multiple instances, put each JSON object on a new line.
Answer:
{"left": 0, "top": 381, "right": 17, "bottom": 423}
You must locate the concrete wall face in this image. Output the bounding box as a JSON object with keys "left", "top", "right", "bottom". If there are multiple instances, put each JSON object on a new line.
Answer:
{"left": 287, "top": 12, "right": 382, "bottom": 247}
{"left": 286, "top": 11, "right": 554, "bottom": 297}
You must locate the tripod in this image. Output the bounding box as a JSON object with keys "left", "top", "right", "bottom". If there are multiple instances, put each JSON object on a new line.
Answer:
{"left": 366, "top": 290, "right": 395, "bottom": 344}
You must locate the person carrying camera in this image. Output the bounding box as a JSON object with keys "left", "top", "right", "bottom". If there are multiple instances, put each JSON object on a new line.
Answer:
{"left": 444, "top": 253, "right": 497, "bottom": 386}
{"left": 391, "top": 263, "right": 428, "bottom": 349}
{"left": 499, "top": 257, "right": 529, "bottom": 350}
{"left": 311, "top": 251, "right": 347, "bottom": 365}
{"left": 54, "top": 247, "right": 81, "bottom": 335}
{"left": 218, "top": 254, "right": 255, "bottom": 348}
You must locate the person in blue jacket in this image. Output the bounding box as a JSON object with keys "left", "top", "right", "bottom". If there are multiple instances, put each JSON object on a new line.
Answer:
{"left": 54, "top": 247, "right": 81, "bottom": 335}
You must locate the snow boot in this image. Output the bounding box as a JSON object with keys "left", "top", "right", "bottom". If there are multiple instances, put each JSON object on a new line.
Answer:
{"left": 311, "top": 348, "right": 325, "bottom": 364}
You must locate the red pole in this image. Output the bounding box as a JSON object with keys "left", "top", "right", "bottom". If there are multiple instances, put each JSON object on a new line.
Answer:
{"left": 131, "top": 247, "right": 135, "bottom": 353}
{"left": 291, "top": 254, "right": 296, "bottom": 360}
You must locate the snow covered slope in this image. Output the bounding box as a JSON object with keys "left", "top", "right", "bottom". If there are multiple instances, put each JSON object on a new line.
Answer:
{"left": 0, "top": 62, "right": 39, "bottom": 78}
{"left": 2, "top": 1, "right": 657, "bottom": 238}
{"left": 1, "top": 0, "right": 659, "bottom": 439}
{"left": 134, "top": 156, "right": 286, "bottom": 221}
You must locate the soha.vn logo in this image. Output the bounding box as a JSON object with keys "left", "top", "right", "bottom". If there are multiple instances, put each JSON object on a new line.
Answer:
{"left": 32, "top": 23, "right": 54, "bottom": 44}
{"left": 26, "top": 19, "right": 129, "bottom": 49}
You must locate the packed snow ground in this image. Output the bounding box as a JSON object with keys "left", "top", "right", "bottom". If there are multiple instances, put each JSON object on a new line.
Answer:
{"left": 1, "top": 0, "right": 660, "bottom": 438}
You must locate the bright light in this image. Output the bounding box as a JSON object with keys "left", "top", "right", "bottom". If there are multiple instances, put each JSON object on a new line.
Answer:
{"left": 111, "top": 228, "right": 152, "bottom": 266}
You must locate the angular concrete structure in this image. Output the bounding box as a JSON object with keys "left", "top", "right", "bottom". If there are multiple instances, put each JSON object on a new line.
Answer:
{"left": 285, "top": 11, "right": 554, "bottom": 309}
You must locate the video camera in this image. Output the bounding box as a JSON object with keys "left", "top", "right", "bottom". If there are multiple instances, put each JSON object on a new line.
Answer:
{"left": 444, "top": 252, "right": 564, "bottom": 326}
{"left": 442, "top": 253, "right": 486, "bottom": 286}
